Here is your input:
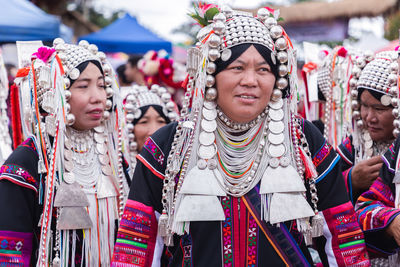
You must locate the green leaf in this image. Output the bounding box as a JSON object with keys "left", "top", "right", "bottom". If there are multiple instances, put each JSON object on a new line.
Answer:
{"left": 204, "top": 7, "right": 220, "bottom": 22}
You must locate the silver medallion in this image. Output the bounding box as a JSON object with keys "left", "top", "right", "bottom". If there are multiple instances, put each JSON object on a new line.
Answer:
{"left": 197, "top": 159, "right": 207, "bottom": 170}
{"left": 207, "top": 158, "right": 218, "bottom": 170}
{"left": 363, "top": 131, "right": 371, "bottom": 141}
{"left": 269, "top": 109, "right": 284, "bottom": 121}
{"left": 201, "top": 119, "right": 217, "bottom": 132}
{"left": 102, "top": 165, "right": 112, "bottom": 176}
{"left": 198, "top": 144, "right": 216, "bottom": 160}
{"left": 381, "top": 94, "right": 391, "bottom": 106}
{"left": 199, "top": 131, "right": 215, "bottom": 146}
{"left": 268, "top": 144, "right": 286, "bottom": 158}
{"left": 69, "top": 68, "right": 80, "bottom": 80}
{"left": 268, "top": 132, "right": 285, "bottom": 145}
{"left": 269, "top": 98, "right": 283, "bottom": 110}
{"left": 202, "top": 107, "right": 217, "bottom": 120}
{"left": 63, "top": 172, "right": 75, "bottom": 184}
{"left": 99, "top": 154, "right": 110, "bottom": 165}
{"left": 94, "top": 132, "right": 105, "bottom": 144}
{"left": 64, "top": 149, "right": 73, "bottom": 161}
{"left": 64, "top": 160, "right": 74, "bottom": 172}
{"left": 203, "top": 101, "right": 217, "bottom": 110}
{"left": 269, "top": 157, "right": 279, "bottom": 168}
{"left": 279, "top": 156, "right": 291, "bottom": 167}
{"left": 96, "top": 143, "right": 107, "bottom": 155}
{"left": 268, "top": 121, "right": 285, "bottom": 134}
{"left": 94, "top": 125, "right": 105, "bottom": 133}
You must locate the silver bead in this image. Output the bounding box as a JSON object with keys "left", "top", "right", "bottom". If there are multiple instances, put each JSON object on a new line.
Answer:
{"left": 276, "top": 78, "right": 288, "bottom": 89}
{"left": 161, "top": 92, "right": 171, "bottom": 102}
{"left": 103, "top": 110, "right": 110, "bottom": 120}
{"left": 356, "top": 57, "right": 366, "bottom": 68}
{"left": 351, "top": 100, "right": 359, "bottom": 110}
{"left": 207, "top": 62, "right": 216, "bottom": 74}
{"left": 53, "top": 38, "right": 65, "bottom": 46}
{"left": 206, "top": 75, "right": 215, "bottom": 87}
{"left": 88, "top": 44, "right": 98, "bottom": 54}
{"left": 97, "top": 52, "right": 106, "bottom": 62}
{"left": 257, "top": 8, "right": 269, "bottom": 20}
{"left": 221, "top": 5, "right": 233, "bottom": 17}
{"left": 393, "top": 108, "right": 399, "bottom": 118}
{"left": 364, "top": 50, "right": 374, "bottom": 62}
{"left": 126, "top": 113, "right": 134, "bottom": 122}
{"left": 105, "top": 99, "right": 112, "bottom": 110}
{"left": 65, "top": 103, "right": 71, "bottom": 113}
{"left": 270, "top": 25, "right": 283, "bottom": 39}
{"left": 208, "top": 34, "right": 221, "bottom": 48}
{"left": 349, "top": 78, "right": 357, "bottom": 89}
{"left": 393, "top": 128, "right": 400, "bottom": 138}
{"left": 64, "top": 78, "right": 70, "bottom": 88}
{"left": 126, "top": 123, "right": 134, "bottom": 132}
{"left": 356, "top": 120, "right": 363, "bottom": 128}
{"left": 78, "top": 40, "right": 89, "bottom": 48}
{"left": 105, "top": 77, "right": 112, "bottom": 87}
{"left": 271, "top": 89, "right": 282, "bottom": 101}
{"left": 168, "top": 112, "right": 178, "bottom": 121}
{"left": 352, "top": 110, "right": 360, "bottom": 119}
{"left": 66, "top": 113, "right": 75, "bottom": 125}
{"left": 390, "top": 62, "right": 399, "bottom": 73}
{"left": 391, "top": 98, "right": 398, "bottom": 107}
{"left": 351, "top": 66, "right": 361, "bottom": 78}
{"left": 125, "top": 103, "right": 134, "bottom": 112}
{"left": 103, "top": 64, "right": 111, "bottom": 75}
{"left": 213, "top": 21, "right": 225, "bottom": 35}
{"left": 275, "top": 38, "right": 287, "bottom": 50}
{"left": 277, "top": 51, "right": 288, "bottom": 64}
{"left": 106, "top": 87, "right": 114, "bottom": 98}
{"left": 388, "top": 73, "right": 397, "bottom": 84}
{"left": 350, "top": 89, "right": 358, "bottom": 98}
{"left": 394, "top": 119, "right": 400, "bottom": 128}
{"left": 166, "top": 102, "right": 175, "bottom": 111}
{"left": 205, "top": 88, "right": 218, "bottom": 101}
{"left": 213, "top": 12, "right": 226, "bottom": 22}
{"left": 264, "top": 17, "right": 277, "bottom": 28}
{"left": 208, "top": 49, "right": 220, "bottom": 61}
{"left": 389, "top": 86, "right": 398, "bottom": 96}
{"left": 278, "top": 65, "right": 288, "bottom": 77}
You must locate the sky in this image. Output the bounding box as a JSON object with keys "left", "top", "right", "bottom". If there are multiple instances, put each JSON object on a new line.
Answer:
{"left": 93, "top": 0, "right": 384, "bottom": 44}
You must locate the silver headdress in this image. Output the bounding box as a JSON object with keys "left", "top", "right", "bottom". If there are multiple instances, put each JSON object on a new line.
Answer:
{"left": 124, "top": 84, "right": 178, "bottom": 167}
{"left": 348, "top": 50, "right": 398, "bottom": 159}
{"left": 157, "top": 6, "right": 322, "bottom": 247}
{"left": 15, "top": 38, "right": 126, "bottom": 266}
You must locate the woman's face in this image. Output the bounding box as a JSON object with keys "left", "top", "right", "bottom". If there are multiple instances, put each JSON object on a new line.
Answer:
{"left": 215, "top": 45, "right": 276, "bottom": 123}
{"left": 134, "top": 106, "right": 167, "bottom": 151}
{"left": 69, "top": 62, "right": 107, "bottom": 131}
{"left": 360, "top": 90, "right": 394, "bottom": 142}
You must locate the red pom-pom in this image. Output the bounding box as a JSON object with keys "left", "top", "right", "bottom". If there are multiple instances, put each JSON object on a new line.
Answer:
{"left": 337, "top": 47, "right": 348, "bottom": 57}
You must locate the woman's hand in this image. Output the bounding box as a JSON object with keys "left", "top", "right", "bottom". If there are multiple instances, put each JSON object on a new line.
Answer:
{"left": 386, "top": 215, "right": 400, "bottom": 246}
{"left": 351, "top": 155, "right": 382, "bottom": 192}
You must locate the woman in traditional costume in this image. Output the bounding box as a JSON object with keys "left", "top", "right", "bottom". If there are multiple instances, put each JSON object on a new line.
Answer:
{"left": 112, "top": 6, "right": 369, "bottom": 266}
{"left": 0, "top": 39, "right": 128, "bottom": 266}
{"left": 337, "top": 51, "right": 397, "bottom": 206}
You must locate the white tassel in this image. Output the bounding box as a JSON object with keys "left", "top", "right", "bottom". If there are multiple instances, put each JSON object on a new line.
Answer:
{"left": 311, "top": 212, "right": 324, "bottom": 238}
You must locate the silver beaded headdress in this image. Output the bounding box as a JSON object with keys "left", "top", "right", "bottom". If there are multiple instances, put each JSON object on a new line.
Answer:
{"left": 124, "top": 84, "right": 178, "bottom": 167}
{"left": 157, "top": 5, "right": 322, "bottom": 247}
{"left": 15, "top": 38, "right": 127, "bottom": 265}
{"left": 349, "top": 50, "right": 399, "bottom": 137}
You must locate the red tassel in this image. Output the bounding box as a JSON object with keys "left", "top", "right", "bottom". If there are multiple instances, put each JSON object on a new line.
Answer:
{"left": 298, "top": 147, "right": 317, "bottom": 180}
{"left": 337, "top": 46, "right": 348, "bottom": 57}
{"left": 10, "top": 84, "right": 22, "bottom": 149}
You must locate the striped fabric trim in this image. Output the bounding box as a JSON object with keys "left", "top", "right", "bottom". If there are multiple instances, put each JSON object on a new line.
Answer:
{"left": 322, "top": 202, "right": 370, "bottom": 266}
{"left": 137, "top": 154, "right": 165, "bottom": 180}
{"left": 112, "top": 199, "right": 158, "bottom": 267}
{"left": 316, "top": 154, "right": 340, "bottom": 183}
{"left": 0, "top": 230, "right": 33, "bottom": 266}
{"left": 337, "top": 148, "right": 353, "bottom": 167}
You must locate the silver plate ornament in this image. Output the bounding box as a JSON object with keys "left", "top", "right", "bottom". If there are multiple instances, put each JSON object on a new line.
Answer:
{"left": 198, "top": 144, "right": 217, "bottom": 160}
{"left": 64, "top": 150, "right": 73, "bottom": 161}
{"left": 201, "top": 119, "right": 217, "bottom": 132}
{"left": 268, "top": 132, "right": 284, "bottom": 145}
{"left": 268, "top": 121, "right": 285, "bottom": 134}
{"left": 69, "top": 68, "right": 80, "bottom": 80}
{"left": 197, "top": 159, "right": 207, "bottom": 170}
{"left": 202, "top": 107, "right": 217, "bottom": 120}
{"left": 208, "top": 158, "right": 218, "bottom": 170}
{"left": 204, "top": 101, "right": 217, "bottom": 110}
{"left": 64, "top": 172, "right": 75, "bottom": 184}
{"left": 363, "top": 131, "right": 371, "bottom": 141}
{"left": 94, "top": 125, "right": 105, "bottom": 133}
{"left": 269, "top": 98, "right": 283, "bottom": 110}
{"left": 94, "top": 132, "right": 105, "bottom": 143}
{"left": 365, "top": 140, "right": 373, "bottom": 149}
{"left": 64, "top": 160, "right": 73, "bottom": 172}
{"left": 99, "top": 154, "right": 110, "bottom": 165}
{"left": 268, "top": 144, "right": 286, "bottom": 158}
{"left": 199, "top": 131, "right": 215, "bottom": 146}
{"left": 102, "top": 165, "right": 112, "bottom": 176}
{"left": 269, "top": 109, "right": 284, "bottom": 121}
{"left": 381, "top": 94, "right": 391, "bottom": 106}
{"left": 96, "top": 143, "right": 107, "bottom": 155}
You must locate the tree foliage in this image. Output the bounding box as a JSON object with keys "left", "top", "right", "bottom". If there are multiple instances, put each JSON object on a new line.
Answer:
{"left": 384, "top": 10, "right": 400, "bottom": 41}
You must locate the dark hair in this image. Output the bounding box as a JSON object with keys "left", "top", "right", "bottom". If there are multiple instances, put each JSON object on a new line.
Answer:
{"left": 357, "top": 87, "right": 390, "bottom": 105}
{"left": 127, "top": 55, "right": 142, "bottom": 68}
{"left": 214, "top": 44, "right": 278, "bottom": 77}
{"left": 116, "top": 64, "right": 129, "bottom": 84}
{"left": 133, "top": 105, "right": 170, "bottom": 125}
{"left": 69, "top": 60, "right": 104, "bottom": 87}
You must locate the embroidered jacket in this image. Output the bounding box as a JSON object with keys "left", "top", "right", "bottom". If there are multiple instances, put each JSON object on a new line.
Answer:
{"left": 355, "top": 139, "right": 400, "bottom": 258}
{"left": 112, "top": 120, "right": 369, "bottom": 266}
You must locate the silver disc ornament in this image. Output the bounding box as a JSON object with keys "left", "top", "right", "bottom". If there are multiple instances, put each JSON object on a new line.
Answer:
{"left": 64, "top": 172, "right": 75, "bottom": 184}
{"left": 269, "top": 98, "right": 283, "bottom": 110}
{"left": 268, "top": 144, "right": 286, "bottom": 158}
{"left": 201, "top": 119, "right": 217, "bottom": 132}
{"left": 269, "top": 109, "right": 284, "bottom": 121}
{"left": 204, "top": 101, "right": 217, "bottom": 110}
{"left": 268, "top": 132, "right": 285, "bottom": 145}
{"left": 268, "top": 121, "right": 285, "bottom": 134}
{"left": 198, "top": 144, "right": 217, "bottom": 160}
{"left": 202, "top": 107, "right": 217, "bottom": 120}
{"left": 199, "top": 131, "right": 215, "bottom": 146}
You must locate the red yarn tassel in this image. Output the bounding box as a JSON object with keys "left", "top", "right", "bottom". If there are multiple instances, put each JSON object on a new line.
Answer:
{"left": 298, "top": 147, "right": 318, "bottom": 180}
{"left": 10, "top": 84, "right": 22, "bottom": 149}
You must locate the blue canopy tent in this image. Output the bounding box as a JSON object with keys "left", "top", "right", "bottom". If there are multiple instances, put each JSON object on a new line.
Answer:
{"left": 0, "top": 0, "right": 60, "bottom": 42}
{"left": 80, "top": 14, "right": 172, "bottom": 54}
